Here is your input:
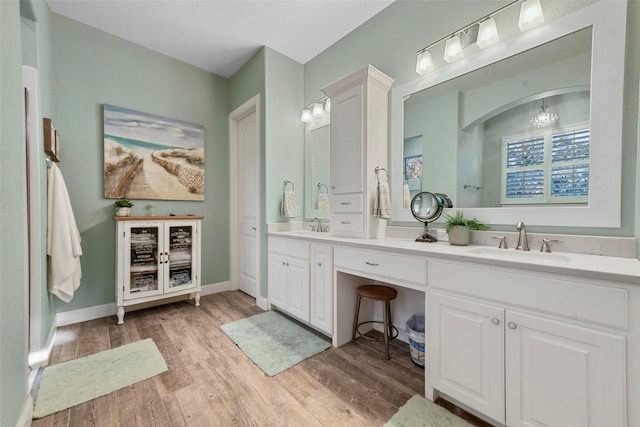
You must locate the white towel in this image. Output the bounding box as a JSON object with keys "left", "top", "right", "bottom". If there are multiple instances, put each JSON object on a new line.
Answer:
{"left": 374, "top": 182, "right": 392, "bottom": 219}
{"left": 281, "top": 190, "right": 297, "bottom": 218}
{"left": 47, "top": 163, "right": 82, "bottom": 303}
{"left": 403, "top": 183, "right": 411, "bottom": 209}
{"left": 316, "top": 193, "right": 330, "bottom": 211}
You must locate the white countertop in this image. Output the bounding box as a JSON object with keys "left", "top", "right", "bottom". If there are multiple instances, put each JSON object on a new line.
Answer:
{"left": 268, "top": 230, "right": 640, "bottom": 284}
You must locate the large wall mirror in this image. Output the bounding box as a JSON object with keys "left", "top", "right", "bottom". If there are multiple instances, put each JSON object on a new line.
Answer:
{"left": 304, "top": 115, "right": 330, "bottom": 220}
{"left": 391, "top": 1, "right": 626, "bottom": 228}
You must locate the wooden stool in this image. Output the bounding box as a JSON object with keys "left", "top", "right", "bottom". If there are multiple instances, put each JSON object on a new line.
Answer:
{"left": 351, "top": 284, "right": 399, "bottom": 359}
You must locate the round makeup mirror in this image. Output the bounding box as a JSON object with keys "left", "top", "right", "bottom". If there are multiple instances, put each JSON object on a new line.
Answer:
{"left": 410, "top": 192, "right": 453, "bottom": 242}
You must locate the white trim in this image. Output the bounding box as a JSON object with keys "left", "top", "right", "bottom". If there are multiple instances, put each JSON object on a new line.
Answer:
{"left": 28, "top": 315, "right": 57, "bottom": 369}
{"left": 16, "top": 394, "right": 33, "bottom": 427}
{"left": 56, "top": 303, "right": 117, "bottom": 327}
{"left": 229, "top": 94, "right": 262, "bottom": 299}
{"left": 201, "top": 281, "right": 230, "bottom": 296}
{"left": 256, "top": 296, "right": 269, "bottom": 310}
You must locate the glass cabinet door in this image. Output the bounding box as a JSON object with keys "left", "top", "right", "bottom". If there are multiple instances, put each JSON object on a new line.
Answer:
{"left": 124, "top": 223, "right": 163, "bottom": 299}
{"left": 165, "top": 223, "right": 197, "bottom": 292}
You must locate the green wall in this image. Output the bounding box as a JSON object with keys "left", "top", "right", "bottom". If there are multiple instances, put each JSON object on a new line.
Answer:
{"left": 1, "top": 1, "right": 28, "bottom": 424}
{"left": 50, "top": 14, "right": 230, "bottom": 312}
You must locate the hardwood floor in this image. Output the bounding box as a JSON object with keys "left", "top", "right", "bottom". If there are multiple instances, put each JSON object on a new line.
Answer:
{"left": 31, "top": 291, "right": 477, "bottom": 426}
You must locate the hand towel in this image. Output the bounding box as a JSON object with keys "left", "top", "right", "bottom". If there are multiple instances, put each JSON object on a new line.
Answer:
{"left": 47, "top": 163, "right": 82, "bottom": 303}
{"left": 316, "top": 193, "right": 330, "bottom": 211}
{"left": 403, "top": 183, "right": 411, "bottom": 208}
{"left": 374, "top": 181, "right": 392, "bottom": 219}
{"left": 281, "top": 190, "right": 297, "bottom": 218}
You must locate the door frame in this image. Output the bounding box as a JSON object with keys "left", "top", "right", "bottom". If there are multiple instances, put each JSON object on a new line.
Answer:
{"left": 229, "top": 94, "right": 265, "bottom": 308}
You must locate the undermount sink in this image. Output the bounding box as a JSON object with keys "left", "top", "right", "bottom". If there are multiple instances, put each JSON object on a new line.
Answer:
{"left": 467, "top": 247, "right": 572, "bottom": 263}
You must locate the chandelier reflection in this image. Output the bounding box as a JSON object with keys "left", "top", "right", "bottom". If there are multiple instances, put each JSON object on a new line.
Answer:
{"left": 530, "top": 99, "right": 558, "bottom": 128}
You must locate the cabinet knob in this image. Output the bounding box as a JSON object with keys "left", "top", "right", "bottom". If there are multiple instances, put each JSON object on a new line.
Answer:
{"left": 491, "top": 318, "right": 500, "bottom": 325}
{"left": 508, "top": 322, "right": 517, "bottom": 330}
{"left": 252, "top": 227, "right": 257, "bottom": 231}
{"left": 318, "top": 262, "right": 322, "bottom": 267}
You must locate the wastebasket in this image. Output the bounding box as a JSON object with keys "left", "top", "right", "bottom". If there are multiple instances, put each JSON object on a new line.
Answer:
{"left": 406, "top": 315, "right": 425, "bottom": 368}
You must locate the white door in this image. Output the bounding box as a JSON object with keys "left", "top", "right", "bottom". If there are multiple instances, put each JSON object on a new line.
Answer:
{"left": 505, "top": 310, "right": 626, "bottom": 427}
{"left": 310, "top": 244, "right": 333, "bottom": 335}
{"left": 267, "top": 253, "right": 287, "bottom": 309}
{"left": 286, "top": 256, "right": 310, "bottom": 322}
{"left": 237, "top": 110, "right": 258, "bottom": 297}
{"left": 330, "top": 85, "right": 364, "bottom": 195}
{"left": 429, "top": 292, "right": 505, "bottom": 423}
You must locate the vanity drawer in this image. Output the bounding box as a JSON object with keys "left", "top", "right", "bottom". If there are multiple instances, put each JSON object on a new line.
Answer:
{"left": 331, "top": 213, "right": 364, "bottom": 234}
{"left": 268, "top": 236, "right": 310, "bottom": 260}
{"left": 331, "top": 193, "right": 363, "bottom": 212}
{"left": 334, "top": 247, "right": 426, "bottom": 287}
{"left": 428, "top": 259, "right": 628, "bottom": 329}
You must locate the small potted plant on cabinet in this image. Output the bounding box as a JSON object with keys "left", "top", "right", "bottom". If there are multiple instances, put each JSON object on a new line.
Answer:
{"left": 444, "top": 211, "right": 488, "bottom": 246}
{"left": 114, "top": 197, "right": 134, "bottom": 217}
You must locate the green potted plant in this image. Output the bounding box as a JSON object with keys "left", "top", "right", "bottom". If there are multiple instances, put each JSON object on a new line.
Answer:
{"left": 444, "top": 211, "right": 488, "bottom": 246}
{"left": 114, "top": 197, "right": 134, "bottom": 217}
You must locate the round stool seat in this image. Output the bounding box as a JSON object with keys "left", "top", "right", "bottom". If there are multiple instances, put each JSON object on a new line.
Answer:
{"left": 357, "top": 285, "right": 397, "bottom": 301}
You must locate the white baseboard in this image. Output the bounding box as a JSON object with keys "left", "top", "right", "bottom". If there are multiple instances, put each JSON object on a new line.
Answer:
{"left": 28, "top": 316, "right": 57, "bottom": 369}
{"left": 16, "top": 394, "right": 33, "bottom": 427}
{"left": 56, "top": 302, "right": 117, "bottom": 327}
{"left": 201, "top": 281, "right": 230, "bottom": 296}
{"left": 257, "top": 296, "right": 268, "bottom": 310}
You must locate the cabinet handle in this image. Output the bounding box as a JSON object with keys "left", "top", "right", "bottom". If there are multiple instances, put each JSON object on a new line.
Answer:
{"left": 282, "top": 262, "right": 286, "bottom": 266}
{"left": 508, "top": 322, "right": 517, "bottom": 330}
{"left": 165, "top": 252, "right": 169, "bottom": 263}
{"left": 340, "top": 202, "right": 351, "bottom": 205}
{"left": 252, "top": 227, "right": 257, "bottom": 230}
{"left": 491, "top": 318, "right": 500, "bottom": 325}
{"left": 340, "top": 221, "right": 351, "bottom": 225}
{"left": 365, "top": 261, "right": 379, "bottom": 267}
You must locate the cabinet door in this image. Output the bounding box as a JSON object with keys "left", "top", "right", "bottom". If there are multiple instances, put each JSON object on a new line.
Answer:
{"left": 286, "top": 257, "right": 310, "bottom": 322}
{"left": 429, "top": 292, "right": 505, "bottom": 423}
{"left": 330, "top": 84, "right": 364, "bottom": 195}
{"left": 164, "top": 222, "right": 198, "bottom": 293}
{"left": 124, "top": 223, "right": 163, "bottom": 300}
{"left": 268, "top": 253, "right": 288, "bottom": 309}
{"left": 310, "top": 245, "right": 333, "bottom": 335}
{"left": 506, "top": 311, "right": 626, "bottom": 427}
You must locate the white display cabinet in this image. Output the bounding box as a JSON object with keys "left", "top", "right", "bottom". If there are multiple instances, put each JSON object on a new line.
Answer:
{"left": 115, "top": 216, "right": 202, "bottom": 324}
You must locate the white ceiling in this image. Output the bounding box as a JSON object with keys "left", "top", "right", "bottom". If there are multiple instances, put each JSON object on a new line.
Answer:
{"left": 47, "top": 0, "right": 394, "bottom": 78}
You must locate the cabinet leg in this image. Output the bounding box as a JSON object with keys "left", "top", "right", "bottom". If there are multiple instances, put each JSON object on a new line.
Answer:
{"left": 195, "top": 291, "right": 201, "bottom": 307}
{"left": 116, "top": 306, "right": 125, "bottom": 325}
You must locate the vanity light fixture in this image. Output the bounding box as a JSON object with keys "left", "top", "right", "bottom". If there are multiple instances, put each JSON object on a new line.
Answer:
{"left": 300, "top": 108, "right": 312, "bottom": 123}
{"left": 477, "top": 17, "right": 500, "bottom": 49}
{"left": 415, "top": 50, "right": 435, "bottom": 75}
{"left": 300, "top": 97, "right": 330, "bottom": 123}
{"left": 413, "top": 0, "right": 548, "bottom": 75}
{"left": 443, "top": 35, "right": 464, "bottom": 63}
{"left": 530, "top": 98, "right": 558, "bottom": 128}
{"left": 518, "top": 0, "right": 545, "bottom": 31}
{"left": 311, "top": 102, "right": 325, "bottom": 118}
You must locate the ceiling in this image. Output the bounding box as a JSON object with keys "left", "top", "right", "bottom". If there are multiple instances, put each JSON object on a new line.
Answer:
{"left": 47, "top": 0, "right": 395, "bottom": 78}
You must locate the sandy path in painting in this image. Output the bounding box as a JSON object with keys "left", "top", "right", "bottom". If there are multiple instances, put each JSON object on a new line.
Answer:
{"left": 127, "top": 150, "right": 201, "bottom": 200}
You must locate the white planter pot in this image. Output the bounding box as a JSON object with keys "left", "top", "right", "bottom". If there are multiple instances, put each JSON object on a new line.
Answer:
{"left": 448, "top": 225, "right": 470, "bottom": 246}
{"left": 116, "top": 207, "right": 131, "bottom": 217}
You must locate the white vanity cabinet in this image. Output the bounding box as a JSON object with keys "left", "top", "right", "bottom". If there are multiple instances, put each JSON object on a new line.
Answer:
{"left": 310, "top": 244, "right": 333, "bottom": 335}
{"left": 268, "top": 237, "right": 310, "bottom": 322}
{"left": 115, "top": 216, "right": 202, "bottom": 324}
{"left": 428, "top": 260, "right": 627, "bottom": 426}
{"left": 322, "top": 65, "right": 394, "bottom": 239}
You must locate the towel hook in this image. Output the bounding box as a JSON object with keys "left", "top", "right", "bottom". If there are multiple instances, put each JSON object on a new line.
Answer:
{"left": 283, "top": 179, "right": 294, "bottom": 192}
{"left": 375, "top": 167, "right": 388, "bottom": 184}
{"left": 317, "top": 183, "right": 328, "bottom": 194}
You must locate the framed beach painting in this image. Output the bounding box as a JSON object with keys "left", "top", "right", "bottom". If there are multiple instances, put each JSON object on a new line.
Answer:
{"left": 103, "top": 105, "right": 205, "bottom": 201}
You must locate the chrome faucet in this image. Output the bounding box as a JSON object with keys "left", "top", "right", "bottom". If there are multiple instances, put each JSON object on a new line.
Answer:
{"left": 310, "top": 217, "right": 328, "bottom": 233}
{"left": 515, "top": 222, "right": 530, "bottom": 251}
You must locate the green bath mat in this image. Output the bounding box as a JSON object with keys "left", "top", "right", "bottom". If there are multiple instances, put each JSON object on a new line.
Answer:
{"left": 33, "top": 338, "right": 167, "bottom": 418}
{"left": 221, "top": 310, "right": 331, "bottom": 376}
{"left": 384, "top": 395, "right": 472, "bottom": 427}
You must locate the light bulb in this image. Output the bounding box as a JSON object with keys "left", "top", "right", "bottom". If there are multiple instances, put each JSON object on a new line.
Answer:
{"left": 312, "top": 103, "right": 324, "bottom": 118}
{"left": 519, "top": 0, "right": 545, "bottom": 32}
{"left": 415, "top": 50, "right": 435, "bottom": 75}
{"left": 300, "top": 109, "right": 312, "bottom": 123}
{"left": 443, "top": 35, "right": 464, "bottom": 63}
{"left": 477, "top": 17, "right": 500, "bottom": 49}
